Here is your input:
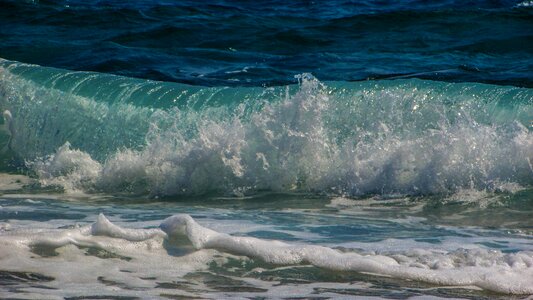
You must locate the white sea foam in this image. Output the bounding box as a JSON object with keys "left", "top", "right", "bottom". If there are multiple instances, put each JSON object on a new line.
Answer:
{"left": 1, "top": 214, "right": 532, "bottom": 295}
{"left": 160, "top": 214, "right": 533, "bottom": 294}
{"left": 517, "top": 0, "right": 533, "bottom": 7}
{"left": 0, "top": 215, "right": 223, "bottom": 298}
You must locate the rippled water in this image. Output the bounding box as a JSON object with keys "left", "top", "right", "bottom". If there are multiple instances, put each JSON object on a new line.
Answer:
{"left": 1, "top": 0, "right": 532, "bottom": 86}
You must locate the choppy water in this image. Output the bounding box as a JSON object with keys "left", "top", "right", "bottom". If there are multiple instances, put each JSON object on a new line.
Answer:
{"left": 1, "top": 0, "right": 533, "bottom": 299}
{"left": 1, "top": 0, "right": 532, "bottom": 87}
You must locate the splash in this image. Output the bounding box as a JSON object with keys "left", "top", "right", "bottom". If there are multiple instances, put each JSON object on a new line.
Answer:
{"left": 1, "top": 59, "right": 533, "bottom": 197}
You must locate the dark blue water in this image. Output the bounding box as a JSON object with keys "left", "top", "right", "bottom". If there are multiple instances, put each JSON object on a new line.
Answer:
{"left": 1, "top": 0, "right": 532, "bottom": 87}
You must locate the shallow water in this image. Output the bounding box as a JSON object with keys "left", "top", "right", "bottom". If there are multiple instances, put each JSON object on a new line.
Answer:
{"left": 1, "top": 186, "right": 533, "bottom": 299}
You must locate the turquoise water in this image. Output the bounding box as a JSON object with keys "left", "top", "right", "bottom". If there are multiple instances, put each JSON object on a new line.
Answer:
{"left": 1, "top": 0, "right": 533, "bottom": 298}
{"left": 2, "top": 59, "right": 533, "bottom": 196}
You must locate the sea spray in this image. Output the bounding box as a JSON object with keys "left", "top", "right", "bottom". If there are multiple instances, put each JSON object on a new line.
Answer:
{"left": 1, "top": 60, "right": 533, "bottom": 197}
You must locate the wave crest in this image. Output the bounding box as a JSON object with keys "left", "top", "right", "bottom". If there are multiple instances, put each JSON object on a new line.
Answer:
{"left": 1, "top": 61, "right": 533, "bottom": 197}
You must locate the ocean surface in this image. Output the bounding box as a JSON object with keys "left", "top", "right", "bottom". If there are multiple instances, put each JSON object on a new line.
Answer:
{"left": 1, "top": 0, "right": 533, "bottom": 299}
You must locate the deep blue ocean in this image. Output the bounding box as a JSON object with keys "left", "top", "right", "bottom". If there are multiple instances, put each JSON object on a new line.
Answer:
{"left": 1, "top": 0, "right": 532, "bottom": 87}
{"left": 1, "top": 1, "right": 533, "bottom": 299}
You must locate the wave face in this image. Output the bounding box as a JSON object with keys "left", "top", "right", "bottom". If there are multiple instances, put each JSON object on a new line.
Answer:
{"left": 0, "top": 0, "right": 532, "bottom": 87}
{"left": 1, "top": 59, "right": 533, "bottom": 196}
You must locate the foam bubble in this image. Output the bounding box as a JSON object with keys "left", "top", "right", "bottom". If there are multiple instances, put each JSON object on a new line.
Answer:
{"left": 0, "top": 214, "right": 221, "bottom": 298}
{"left": 160, "top": 214, "right": 533, "bottom": 294}
{"left": 1, "top": 213, "right": 532, "bottom": 295}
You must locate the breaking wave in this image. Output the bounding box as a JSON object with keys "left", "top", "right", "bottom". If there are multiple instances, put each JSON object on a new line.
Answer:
{"left": 1, "top": 58, "right": 533, "bottom": 197}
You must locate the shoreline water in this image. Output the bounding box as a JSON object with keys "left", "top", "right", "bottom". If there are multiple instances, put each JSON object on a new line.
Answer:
{"left": 1, "top": 188, "right": 533, "bottom": 298}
